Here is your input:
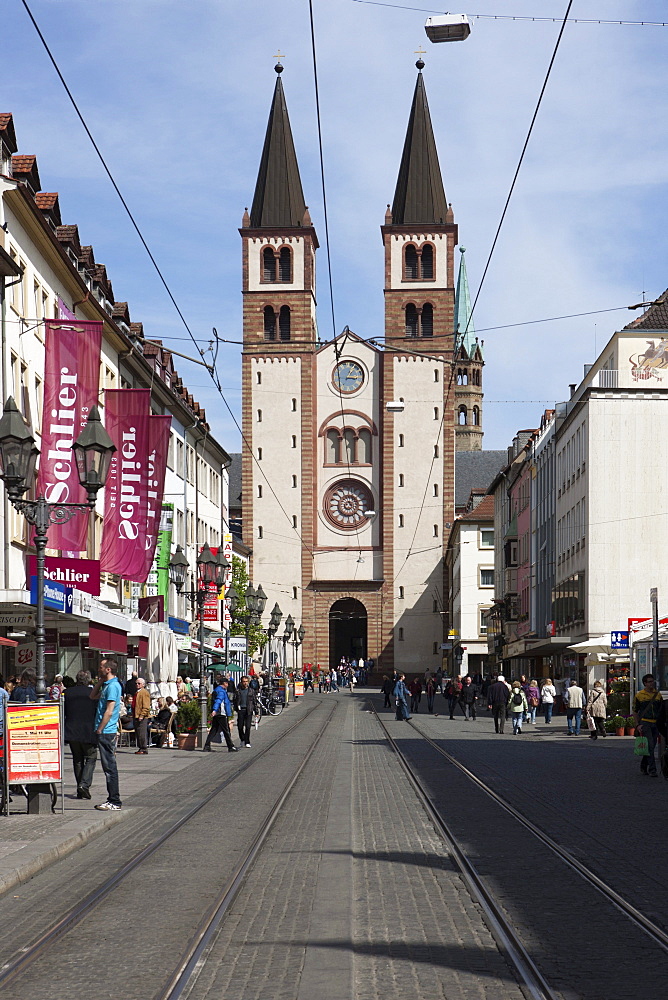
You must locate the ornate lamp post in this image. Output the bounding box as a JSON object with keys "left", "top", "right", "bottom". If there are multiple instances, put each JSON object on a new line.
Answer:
{"left": 292, "top": 623, "right": 306, "bottom": 675}
{"left": 0, "top": 399, "right": 115, "bottom": 702}
{"left": 282, "top": 614, "right": 294, "bottom": 674}
{"left": 169, "top": 541, "right": 228, "bottom": 748}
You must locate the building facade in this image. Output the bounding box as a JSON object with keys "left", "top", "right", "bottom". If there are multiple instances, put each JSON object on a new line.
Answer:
{"left": 241, "top": 63, "right": 462, "bottom": 672}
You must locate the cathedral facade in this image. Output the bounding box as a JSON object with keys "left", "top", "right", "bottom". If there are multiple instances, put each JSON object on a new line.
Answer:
{"left": 241, "top": 62, "right": 483, "bottom": 673}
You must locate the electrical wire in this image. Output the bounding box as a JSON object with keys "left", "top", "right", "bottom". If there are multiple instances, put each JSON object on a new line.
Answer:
{"left": 19, "top": 0, "right": 316, "bottom": 561}
{"left": 390, "top": 0, "right": 574, "bottom": 585}
{"left": 350, "top": 0, "right": 668, "bottom": 28}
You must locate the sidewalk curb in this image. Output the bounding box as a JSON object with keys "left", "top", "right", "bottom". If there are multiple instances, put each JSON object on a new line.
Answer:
{"left": 0, "top": 808, "right": 127, "bottom": 899}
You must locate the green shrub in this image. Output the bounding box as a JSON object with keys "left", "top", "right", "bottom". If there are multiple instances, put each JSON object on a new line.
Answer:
{"left": 611, "top": 715, "right": 626, "bottom": 729}
{"left": 176, "top": 699, "right": 201, "bottom": 733}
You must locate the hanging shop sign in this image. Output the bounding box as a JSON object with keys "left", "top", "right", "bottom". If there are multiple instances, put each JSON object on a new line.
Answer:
{"left": 139, "top": 418, "right": 172, "bottom": 581}
{"left": 628, "top": 616, "right": 668, "bottom": 634}
{"left": 29, "top": 577, "right": 73, "bottom": 615}
{"left": 27, "top": 556, "right": 100, "bottom": 597}
{"left": 37, "top": 319, "right": 102, "bottom": 552}
{"left": 155, "top": 504, "right": 174, "bottom": 605}
{"left": 0, "top": 614, "right": 34, "bottom": 627}
{"left": 228, "top": 636, "right": 247, "bottom": 652}
{"left": 5, "top": 702, "right": 62, "bottom": 784}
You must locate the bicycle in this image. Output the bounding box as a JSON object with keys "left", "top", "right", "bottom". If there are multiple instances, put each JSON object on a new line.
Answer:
{"left": 257, "top": 690, "right": 283, "bottom": 716}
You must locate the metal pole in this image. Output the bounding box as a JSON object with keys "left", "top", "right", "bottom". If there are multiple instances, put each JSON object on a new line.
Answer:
{"left": 198, "top": 590, "right": 207, "bottom": 749}
{"left": 34, "top": 498, "right": 49, "bottom": 703}
{"left": 651, "top": 587, "right": 659, "bottom": 676}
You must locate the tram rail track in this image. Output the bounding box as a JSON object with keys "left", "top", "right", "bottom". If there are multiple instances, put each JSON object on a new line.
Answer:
{"left": 370, "top": 703, "right": 558, "bottom": 1000}
{"left": 406, "top": 716, "right": 668, "bottom": 955}
{"left": 0, "top": 698, "right": 332, "bottom": 992}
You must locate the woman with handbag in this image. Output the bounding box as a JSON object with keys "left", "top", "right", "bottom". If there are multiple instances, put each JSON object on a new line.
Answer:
{"left": 585, "top": 680, "right": 607, "bottom": 739}
{"left": 526, "top": 680, "right": 540, "bottom": 725}
{"left": 540, "top": 678, "right": 556, "bottom": 723}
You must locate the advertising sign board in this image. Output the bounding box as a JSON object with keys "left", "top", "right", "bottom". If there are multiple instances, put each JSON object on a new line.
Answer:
{"left": 5, "top": 702, "right": 62, "bottom": 784}
{"left": 228, "top": 637, "right": 247, "bottom": 652}
{"left": 27, "top": 556, "right": 100, "bottom": 596}
{"left": 29, "top": 577, "right": 73, "bottom": 615}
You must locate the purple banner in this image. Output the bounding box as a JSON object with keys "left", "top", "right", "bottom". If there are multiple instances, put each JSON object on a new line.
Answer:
{"left": 37, "top": 319, "right": 102, "bottom": 551}
{"left": 99, "top": 390, "right": 152, "bottom": 581}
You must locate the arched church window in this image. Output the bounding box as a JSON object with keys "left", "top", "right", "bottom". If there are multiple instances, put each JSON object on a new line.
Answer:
{"left": 279, "top": 305, "right": 291, "bottom": 341}
{"left": 263, "top": 247, "right": 276, "bottom": 282}
{"left": 420, "top": 244, "right": 434, "bottom": 279}
{"left": 458, "top": 405, "right": 467, "bottom": 426}
{"left": 421, "top": 303, "right": 433, "bottom": 338}
{"left": 343, "top": 428, "right": 356, "bottom": 464}
{"left": 279, "top": 246, "right": 292, "bottom": 282}
{"left": 461, "top": 369, "right": 468, "bottom": 385}
{"left": 326, "top": 429, "right": 340, "bottom": 464}
{"left": 405, "top": 303, "right": 418, "bottom": 338}
{"left": 472, "top": 406, "right": 479, "bottom": 426}
{"left": 264, "top": 306, "right": 276, "bottom": 341}
{"left": 404, "top": 245, "right": 418, "bottom": 279}
{"left": 358, "top": 428, "right": 372, "bottom": 464}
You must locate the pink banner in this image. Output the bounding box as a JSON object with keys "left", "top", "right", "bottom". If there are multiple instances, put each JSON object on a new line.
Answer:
{"left": 100, "top": 390, "right": 152, "bottom": 581}
{"left": 140, "top": 415, "right": 171, "bottom": 580}
{"left": 37, "top": 319, "right": 102, "bottom": 551}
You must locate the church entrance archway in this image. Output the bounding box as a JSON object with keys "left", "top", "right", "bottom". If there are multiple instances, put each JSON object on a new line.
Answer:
{"left": 329, "top": 598, "right": 367, "bottom": 669}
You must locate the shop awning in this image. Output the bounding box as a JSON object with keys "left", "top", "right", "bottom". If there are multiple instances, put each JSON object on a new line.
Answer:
{"left": 0, "top": 636, "right": 18, "bottom": 647}
{"left": 89, "top": 624, "right": 128, "bottom": 655}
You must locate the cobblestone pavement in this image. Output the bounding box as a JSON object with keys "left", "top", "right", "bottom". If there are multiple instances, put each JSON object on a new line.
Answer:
{"left": 379, "top": 694, "right": 668, "bottom": 1000}
{"left": 0, "top": 697, "right": 324, "bottom": 992}
{"left": 186, "top": 695, "right": 526, "bottom": 1000}
{"left": 403, "top": 695, "right": 668, "bottom": 932}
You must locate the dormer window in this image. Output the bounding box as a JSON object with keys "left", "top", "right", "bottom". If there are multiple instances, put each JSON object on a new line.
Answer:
{"left": 403, "top": 242, "right": 435, "bottom": 281}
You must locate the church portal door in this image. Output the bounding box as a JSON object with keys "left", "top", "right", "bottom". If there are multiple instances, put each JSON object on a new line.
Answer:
{"left": 329, "top": 598, "right": 367, "bottom": 669}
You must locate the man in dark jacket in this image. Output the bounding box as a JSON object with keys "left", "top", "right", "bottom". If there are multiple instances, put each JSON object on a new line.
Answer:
{"left": 63, "top": 669, "right": 98, "bottom": 799}
{"left": 203, "top": 677, "right": 237, "bottom": 752}
{"left": 445, "top": 676, "right": 463, "bottom": 719}
{"left": 234, "top": 676, "right": 258, "bottom": 748}
{"left": 487, "top": 674, "right": 510, "bottom": 734}
{"left": 460, "top": 675, "right": 479, "bottom": 720}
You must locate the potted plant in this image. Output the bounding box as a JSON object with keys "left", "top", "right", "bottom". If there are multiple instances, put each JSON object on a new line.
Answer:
{"left": 611, "top": 715, "right": 626, "bottom": 737}
{"left": 624, "top": 716, "right": 636, "bottom": 737}
{"left": 176, "top": 699, "right": 201, "bottom": 750}
{"left": 604, "top": 718, "right": 617, "bottom": 735}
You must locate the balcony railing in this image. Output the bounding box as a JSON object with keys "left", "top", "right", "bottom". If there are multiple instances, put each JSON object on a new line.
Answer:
{"left": 590, "top": 369, "right": 618, "bottom": 389}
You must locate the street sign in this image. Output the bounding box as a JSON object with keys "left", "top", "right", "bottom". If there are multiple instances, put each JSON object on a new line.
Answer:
{"left": 29, "top": 577, "right": 73, "bottom": 614}
{"left": 228, "top": 637, "right": 247, "bottom": 652}
{"left": 650, "top": 587, "right": 658, "bottom": 603}
{"left": 611, "top": 631, "right": 629, "bottom": 649}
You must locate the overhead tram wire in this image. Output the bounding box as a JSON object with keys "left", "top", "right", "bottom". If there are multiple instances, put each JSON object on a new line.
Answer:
{"left": 390, "top": 0, "right": 575, "bottom": 584}
{"left": 350, "top": 1, "right": 668, "bottom": 28}
{"left": 20, "top": 0, "right": 316, "bottom": 560}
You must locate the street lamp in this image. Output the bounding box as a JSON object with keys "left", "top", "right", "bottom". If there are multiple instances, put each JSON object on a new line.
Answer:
{"left": 0, "top": 398, "right": 115, "bottom": 702}
{"left": 169, "top": 541, "right": 227, "bottom": 749}
{"left": 292, "top": 623, "right": 306, "bottom": 675}
{"left": 282, "top": 614, "right": 294, "bottom": 674}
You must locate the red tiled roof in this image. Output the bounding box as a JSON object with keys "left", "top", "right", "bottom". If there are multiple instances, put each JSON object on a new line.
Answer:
{"left": 11, "top": 154, "right": 35, "bottom": 172}
{"left": 35, "top": 192, "right": 58, "bottom": 209}
{"left": 112, "top": 301, "right": 130, "bottom": 323}
{"left": 458, "top": 494, "right": 495, "bottom": 522}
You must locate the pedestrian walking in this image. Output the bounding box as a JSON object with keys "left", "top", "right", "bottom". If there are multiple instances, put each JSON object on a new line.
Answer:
{"left": 234, "top": 676, "right": 258, "bottom": 748}
{"left": 633, "top": 673, "right": 665, "bottom": 777}
{"left": 445, "top": 676, "right": 463, "bottom": 719}
{"left": 9, "top": 668, "right": 37, "bottom": 703}
{"left": 393, "top": 673, "right": 411, "bottom": 720}
{"left": 540, "top": 678, "right": 556, "bottom": 723}
{"left": 409, "top": 677, "right": 422, "bottom": 714}
{"left": 381, "top": 675, "right": 393, "bottom": 708}
{"left": 132, "top": 678, "right": 151, "bottom": 755}
{"left": 330, "top": 668, "right": 339, "bottom": 692}
{"left": 566, "top": 679, "right": 585, "bottom": 736}
{"left": 434, "top": 666, "right": 443, "bottom": 694}
{"left": 303, "top": 666, "right": 314, "bottom": 692}
{"left": 426, "top": 675, "right": 436, "bottom": 714}
{"left": 204, "top": 676, "right": 237, "bottom": 752}
{"left": 508, "top": 681, "right": 528, "bottom": 734}
{"left": 91, "top": 658, "right": 123, "bottom": 811}
{"left": 585, "top": 680, "right": 607, "bottom": 739}
{"left": 487, "top": 674, "right": 509, "bottom": 733}
{"left": 64, "top": 669, "right": 98, "bottom": 799}
{"left": 460, "top": 676, "right": 479, "bottom": 720}
{"left": 526, "top": 680, "right": 540, "bottom": 725}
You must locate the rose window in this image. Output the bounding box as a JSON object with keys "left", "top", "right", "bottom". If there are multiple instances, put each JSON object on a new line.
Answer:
{"left": 324, "top": 480, "right": 374, "bottom": 530}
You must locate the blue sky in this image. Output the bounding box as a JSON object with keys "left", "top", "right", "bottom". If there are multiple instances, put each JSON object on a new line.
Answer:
{"left": 4, "top": 0, "right": 668, "bottom": 450}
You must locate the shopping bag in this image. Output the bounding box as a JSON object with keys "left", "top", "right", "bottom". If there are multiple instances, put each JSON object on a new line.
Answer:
{"left": 586, "top": 715, "right": 595, "bottom": 731}
{"left": 634, "top": 735, "right": 649, "bottom": 756}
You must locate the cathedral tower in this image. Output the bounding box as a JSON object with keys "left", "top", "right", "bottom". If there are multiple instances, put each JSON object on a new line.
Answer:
{"left": 454, "top": 247, "right": 484, "bottom": 451}
{"left": 380, "top": 60, "right": 458, "bottom": 667}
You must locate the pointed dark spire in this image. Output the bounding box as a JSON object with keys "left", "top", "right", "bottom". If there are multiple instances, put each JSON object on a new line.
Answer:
{"left": 391, "top": 64, "right": 448, "bottom": 227}
{"left": 250, "top": 65, "right": 307, "bottom": 228}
